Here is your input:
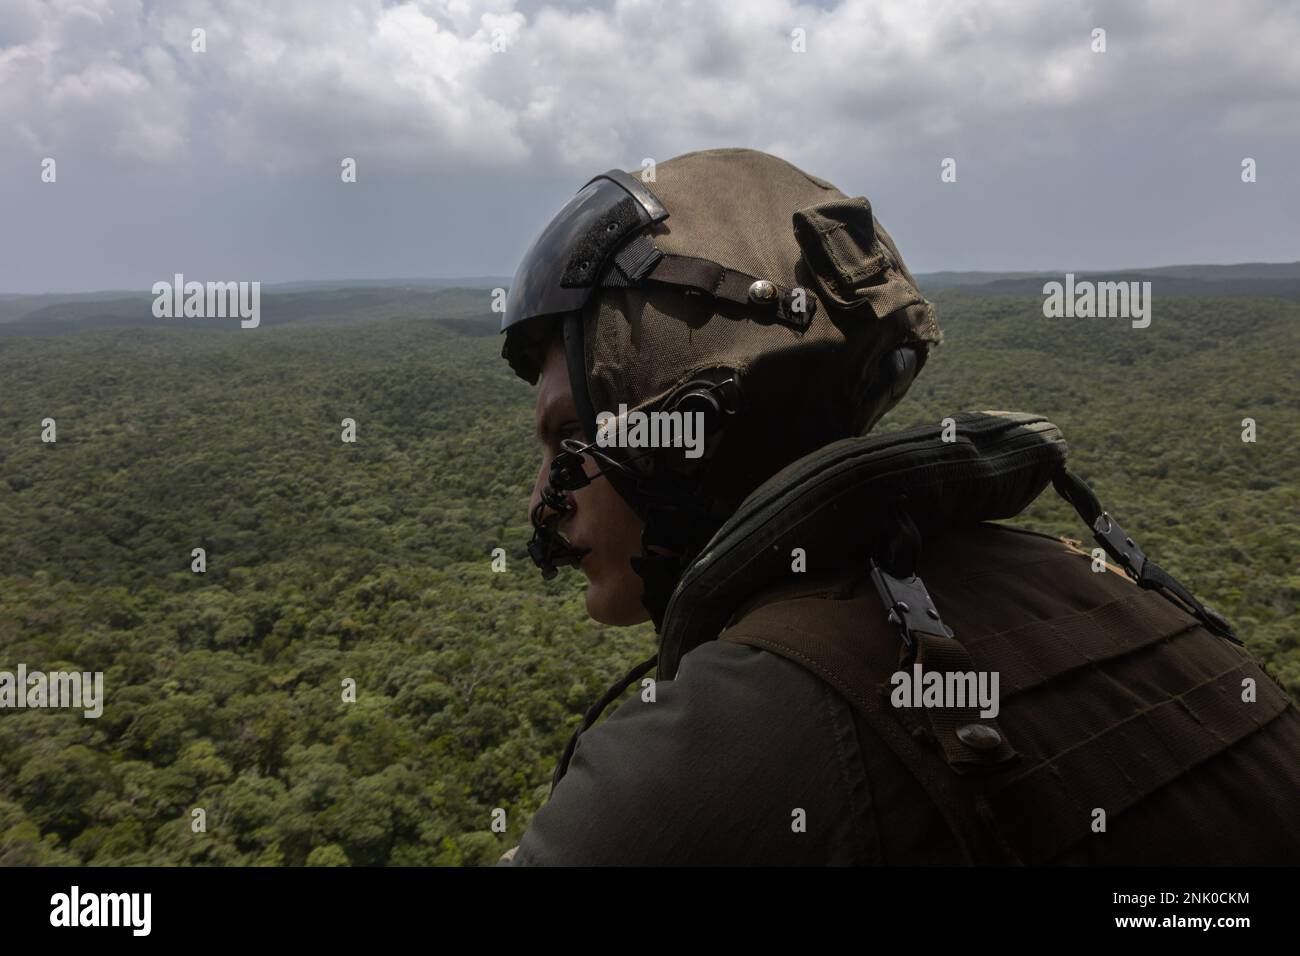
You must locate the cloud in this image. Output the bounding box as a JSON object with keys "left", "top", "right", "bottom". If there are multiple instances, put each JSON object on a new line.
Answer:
{"left": 4, "top": 0, "right": 1295, "bottom": 173}
{"left": 0, "top": 0, "right": 1296, "bottom": 291}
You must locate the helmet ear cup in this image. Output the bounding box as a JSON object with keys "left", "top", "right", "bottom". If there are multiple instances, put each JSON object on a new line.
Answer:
{"left": 857, "top": 344, "right": 926, "bottom": 436}
{"left": 887, "top": 344, "right": 926, "bottom": 401}
{"left": 657, "top": 370, "right": 744, "bottom": 471}
{"left": 673, "top": 387, "right": 721, "bottom": 419}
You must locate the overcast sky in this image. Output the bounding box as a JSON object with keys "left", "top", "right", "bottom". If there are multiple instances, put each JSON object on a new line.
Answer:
{"left": 1, "top": 0, "right": 1296, "bottom": 293}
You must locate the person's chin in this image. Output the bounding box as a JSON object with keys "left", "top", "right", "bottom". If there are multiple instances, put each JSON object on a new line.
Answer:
{"left": 582, "top": 570, "right": 647, "bottom": 627}
{"left": 582, "top": 578, "right": 617, "bottom": 624}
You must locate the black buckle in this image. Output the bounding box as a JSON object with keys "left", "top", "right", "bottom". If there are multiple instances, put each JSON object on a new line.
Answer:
{"left": 1092, "top": 512, "right": 1146, "bottom": 580}
{"left": 870, "top": 560, "right": 954, "bottom": 652}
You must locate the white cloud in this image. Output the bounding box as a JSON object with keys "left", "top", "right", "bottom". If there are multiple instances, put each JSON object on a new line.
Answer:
{"left": 1, "top": 0, "right": 1296, "bottom": 291}
{"left": 3, "top": 0, "right": 1297, "bottom": 174}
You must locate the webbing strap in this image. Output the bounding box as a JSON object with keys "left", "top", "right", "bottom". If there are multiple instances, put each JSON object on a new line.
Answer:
{"left": 965, "top": 590, "right": 1201, "bottom": 699}
{"left": 867, "top": 525, "right": 1019, "bottom": 776}
{"left": 857, "top": 467, "right": 1255, "bottom": 859}
{"left": 867, "top": 509, "right": 1016, "bottom": 777}
{"left": 719, "top": 606, "right": 1019, "bottom": 864}
{"left": 910, "top": 631, "right": 1020, "bottom": 773}
{"left": 1051, "top": 469, "right": 1242, "bottom": 645}
{"left": 610, "top": 252, "right": 816, "bottom": 329}
{"left": 862, "top": 467, "right": 1242, "bottom": 777}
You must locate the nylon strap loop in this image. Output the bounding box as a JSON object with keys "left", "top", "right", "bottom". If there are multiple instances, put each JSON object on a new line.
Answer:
{"left": 614, "top": 252, "right": 816, "bottom": 328}
{"left": 909, "top": 631, "right": 1021, "bottom": 774}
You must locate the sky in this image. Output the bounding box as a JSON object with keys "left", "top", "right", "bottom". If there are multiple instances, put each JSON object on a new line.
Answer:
{"left": 1, "top": 0, "right": 1296, "bottom": 293}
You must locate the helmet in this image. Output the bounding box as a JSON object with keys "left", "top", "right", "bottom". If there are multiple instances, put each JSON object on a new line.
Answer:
{"left": 502, "top": 147, "right": 941, "bottom": 626}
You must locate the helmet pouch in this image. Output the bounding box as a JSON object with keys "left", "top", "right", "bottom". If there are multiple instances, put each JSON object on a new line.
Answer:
{"left": 793, "top": 196, "right": 929, "bottom": 322}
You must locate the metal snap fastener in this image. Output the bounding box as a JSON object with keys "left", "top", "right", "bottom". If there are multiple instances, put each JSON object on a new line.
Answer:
{"left": 748, "top": 279, "right": 778, "bottom": 303}
{"left": 956, "top": 723, "right": 1002, "bottom": 751}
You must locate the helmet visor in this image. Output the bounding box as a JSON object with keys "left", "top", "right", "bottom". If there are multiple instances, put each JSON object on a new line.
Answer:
{"left": 502, "top": 170, "right": 667, "bottom": 381}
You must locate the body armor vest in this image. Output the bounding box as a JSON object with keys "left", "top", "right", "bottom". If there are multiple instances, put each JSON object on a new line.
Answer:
{"left": 662, "top": 411, "right": 1300, "bottom": 864}
{"left": 719, "top": 525, "right": 1300, "bottom": 863}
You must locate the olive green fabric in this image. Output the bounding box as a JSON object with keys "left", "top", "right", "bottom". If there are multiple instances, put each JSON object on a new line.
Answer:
{"left": 580, "top": 148, "right": 941, "bottom": 501}
{"left": 720, "top": 524, "right": 1300, "bottom": 864}
{"left": 503, "top": 639, "right": 965, "bottom": 866}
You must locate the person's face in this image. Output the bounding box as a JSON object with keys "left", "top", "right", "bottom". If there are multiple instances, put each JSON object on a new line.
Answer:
{"left": 530, "top": 338, "right": 651, "bottom": 626}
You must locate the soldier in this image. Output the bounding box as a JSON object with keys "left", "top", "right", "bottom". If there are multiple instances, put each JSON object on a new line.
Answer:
{"left": 497, "top": 148, "right": 1300, "bottom": 865}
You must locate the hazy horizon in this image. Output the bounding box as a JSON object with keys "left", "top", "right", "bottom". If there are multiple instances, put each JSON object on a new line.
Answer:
{"left": 6, "top": 258, "right": 1300, "bottom": 299}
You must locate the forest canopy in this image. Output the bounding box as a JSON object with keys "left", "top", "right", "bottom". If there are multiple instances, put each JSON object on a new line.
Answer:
{"left": 1, "top": 289, "right": 1296, "bottom": 865}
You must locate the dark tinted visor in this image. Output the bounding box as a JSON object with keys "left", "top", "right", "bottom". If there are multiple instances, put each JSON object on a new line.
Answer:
{"left": 502, "top": 170, "right": 667, "bottom": 337}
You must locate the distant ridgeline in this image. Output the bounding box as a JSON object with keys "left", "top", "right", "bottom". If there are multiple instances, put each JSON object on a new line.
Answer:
{"left": 2, "top": 264, "right": 1298, "bottom": 336}
{"left": 915, "top": 261, "right": 1300, "bottom": 297}
{"left": 0, "top": 276, "right": 1295, "bottom": 866}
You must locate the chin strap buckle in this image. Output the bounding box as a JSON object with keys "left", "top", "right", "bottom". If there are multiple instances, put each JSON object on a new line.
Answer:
{"left": 869, "top": 560, "right": 955, "bottom": 653}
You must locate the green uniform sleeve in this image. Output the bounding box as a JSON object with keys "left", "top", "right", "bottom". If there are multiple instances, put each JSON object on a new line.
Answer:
{"left": 504, "top": 640, "right": 900, "bottom": 865}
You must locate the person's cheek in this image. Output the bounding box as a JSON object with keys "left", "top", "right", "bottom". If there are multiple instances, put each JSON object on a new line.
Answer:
{"left": 572, "top": 484, "right": 599, "bottom": 542}
{"left": 528, "top": 458, "right": 548, "bottom": 518}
